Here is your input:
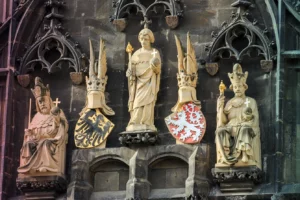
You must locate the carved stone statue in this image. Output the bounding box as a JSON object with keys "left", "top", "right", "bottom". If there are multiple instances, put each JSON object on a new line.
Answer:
{"left": 125, "top": 27, "right": 161, "bottom": 132}
{"left": 215, "top": 64, "right": 261, "bottom": 168}
{"left": 18, "top": 77, "right": 68, "bottom": 175}
{"left": 74, "top": 39, "right": 115, "bottom": 148}
{"left": 165, "top": 33, "right": 206, "bottom": 144}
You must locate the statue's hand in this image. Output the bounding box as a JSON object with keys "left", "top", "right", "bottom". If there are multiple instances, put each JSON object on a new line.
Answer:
{"left": 126, "top": 68, "right": 132, "bottom": 77}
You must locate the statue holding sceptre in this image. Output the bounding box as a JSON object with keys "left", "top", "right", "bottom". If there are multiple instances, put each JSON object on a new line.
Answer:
{"left": 215, "top": 64, "right": 261, "bottom": 168}
{"left": 125, "top": 27, "right": 161, "bottom": 132}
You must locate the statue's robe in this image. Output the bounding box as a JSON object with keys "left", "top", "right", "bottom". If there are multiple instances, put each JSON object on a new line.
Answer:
{"left": 217, "top": 96, "right": 261, "bottom": 168}
{"left": 127, "top": 48, "right": 161, "bottom": 131}
{"left": 18, "top": 111, "right": 67, "bottom": 173}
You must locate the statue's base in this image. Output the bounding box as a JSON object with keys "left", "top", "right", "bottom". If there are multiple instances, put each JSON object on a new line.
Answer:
{"left": 119, "top": 130, "right": 158, "bottom": 145}
{"left": 211, "top": 166, "right": 262, "bottom": 192}
{"left": 16, "top": 175, "right": 67, "bottom": 199}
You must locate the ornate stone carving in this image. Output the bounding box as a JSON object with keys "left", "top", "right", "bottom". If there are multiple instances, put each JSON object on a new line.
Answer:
{"left": 165, "top": 34, "right": 206, "bottom": 144}
{"left": 212, "top": 166, "right": 263, "bottom": 192}
{"left": 215, "top": 64, "right": 261, "bottom": 168}
{"left": 74, "top": 39, "right": 115, "bottom": 148}
{"left": 205, "top": 0, "right": 275, "bottom": 74}
{"left": 111, "top": 0, "right": 183, "bottom": 31}
{"left": 120, "top": 27, "right": 161, "bottom": 145}
{"left": 205, "top": 62, "right": 219, "bottom": 76}
{"left": 16, "top": 0, "right": 29, "bottom": 11}
{"left": 18, "top": 77, "right": 68, "bottom": 176}
{"left": 119, "top": 131, "right": 158, "bottom": 145}
{"left": 283, "top": 0, "right": 300, "bottom": 22}
{"left": 16, "top": 176, "right": 67, "bottom": 193}
{"left": 17, "top": 74, "right": 31, "bottom": 88}
{"left": 17, "top": 0, "right": 88, "bottom": 86}
{"left": 212, "top": 167, "right": 263, "bottom": 183}
{"left": 225, "top": 196, "right": 247, "bottom": 200}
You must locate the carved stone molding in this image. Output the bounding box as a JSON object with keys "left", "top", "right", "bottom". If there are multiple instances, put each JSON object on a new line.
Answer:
{"left": 212, "top": 166, "right": 263, "bottom": 184}
{"left": 17, "top": 74, "right": 31, "bottom": 88}
{"left": 119, "top": 130, "right": 158, "bottom": 145}
{"left": 110, "top": 0, "right": 183, "bottom": 31}
{"left": 15, "top": 0, "right": 30, "bottom": 11}
{"left": 225, "top": 196, "right": 247, "bottom": 200}
{"left": 283, "top": 0, "right": 300, "bottom": 22}
{"left": 212, "top": 166, "right": 263, "bottom": 192}
{"left": 205, "top": 0, "right": 275, "bottom": 75}
{"left": 17, "top": 0, "right": 88, "bottom": 86}
{"left": 17, "top": 176, "right": 67, "bottom": 193}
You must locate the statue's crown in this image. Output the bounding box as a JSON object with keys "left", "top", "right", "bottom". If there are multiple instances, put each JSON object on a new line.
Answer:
{"left": 86, "top": 39, "right": 107, "bottom": 93}
{"left": 31, "top": 77, "right": 50, "bottom": 98}
{"left": 228, "top": 64, "right": 248, "bottom": 85}
{"left": 177, "top": 72, "right": 197, "bottom": 88}
{"left": 86, "top": 74, "right": 107, "bottom": 92}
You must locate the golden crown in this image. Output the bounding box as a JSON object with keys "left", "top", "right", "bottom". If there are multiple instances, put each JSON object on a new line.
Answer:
{"left": 177, "top": 72, "right": 197, "bottom": 88}
{"left": 86, "top": 39, "right": 108, "bottom": 93}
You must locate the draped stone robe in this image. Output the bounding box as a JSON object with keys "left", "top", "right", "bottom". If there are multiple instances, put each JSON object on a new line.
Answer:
{"left": 18, "top": 111, "right": 68, "bottom": 174}
{"left": 127, "top": 48, "right": 161, "bottom": 131}
{"left": 216, "top": 96, "right": 261, "bottom": 168}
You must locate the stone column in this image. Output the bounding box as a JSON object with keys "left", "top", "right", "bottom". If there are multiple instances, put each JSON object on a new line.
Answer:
{"left": 126, "top": 151, "right": 151, "bottom": 200}
{"left": 67, "top": 150, "right": 93, "bottom": 200}
{"left": 185, "top": 145, "right": 211, "bottom": 199}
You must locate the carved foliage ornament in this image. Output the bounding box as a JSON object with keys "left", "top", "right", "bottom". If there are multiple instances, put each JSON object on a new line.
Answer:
{"left": 205, "top": 0, "right": 275, "bottom": 75}
{"left": 111, "top": 0, "right": 183, "bottom": 31}
{"left": 283, "top": 0, "right": 300, "bottom": 22}
{"left": 17, "top": 0, "right": 87, "bottom": 86}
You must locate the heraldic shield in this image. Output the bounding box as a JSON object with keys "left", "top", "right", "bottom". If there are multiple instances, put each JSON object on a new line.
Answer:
{"left": 165, "top": 102, "right": 206, "bottom": 144}
{"left": 74, "top": 108, "right": 114, "bottom": 148}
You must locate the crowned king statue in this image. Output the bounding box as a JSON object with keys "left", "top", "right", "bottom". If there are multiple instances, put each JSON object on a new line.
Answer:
{"left": 215, "top": 63, "right": 261, "bottom": 168}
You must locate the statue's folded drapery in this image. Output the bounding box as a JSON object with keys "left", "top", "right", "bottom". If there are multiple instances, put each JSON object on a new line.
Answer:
{"left": 18, "top": 112, "right": 68, "bottom": 173}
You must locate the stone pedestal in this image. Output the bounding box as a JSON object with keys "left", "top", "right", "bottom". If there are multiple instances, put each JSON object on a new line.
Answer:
{"left": 212, "top": 166, "right": 263, "bottom": 192}
{"left": 119, "top": 130, "right": 158, "bottom": 145}
{"left": 16, "top": 176, "right": 67, "bottom": 200}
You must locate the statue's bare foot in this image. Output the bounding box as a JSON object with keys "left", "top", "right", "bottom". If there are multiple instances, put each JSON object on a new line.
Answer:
{"left": 242, "top": 152, "right": 248, "bottom": 163}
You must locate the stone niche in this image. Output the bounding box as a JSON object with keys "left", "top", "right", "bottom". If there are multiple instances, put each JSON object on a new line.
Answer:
{"left": 67, "top": 144, "right": 211, "bottom": 200}
{"left": 148, "top": 157, "right": 188, "bottom": 198}
{"left": 90, "top": 159, "right": 129, "bottom": 199}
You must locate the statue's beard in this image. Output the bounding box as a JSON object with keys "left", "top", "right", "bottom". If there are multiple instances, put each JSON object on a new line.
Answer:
{"left": 40, "top": 107, "right": 50, "bottom": 115}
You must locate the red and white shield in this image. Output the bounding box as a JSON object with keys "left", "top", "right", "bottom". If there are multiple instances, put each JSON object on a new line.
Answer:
{"left": 165, "top": 102, "right": 206, "bottom": 144}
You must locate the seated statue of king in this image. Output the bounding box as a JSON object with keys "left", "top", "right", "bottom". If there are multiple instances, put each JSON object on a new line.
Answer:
{"left": 18, "top": 77, "right": 68, "bottom": 176}
{"left": 215, "top": 64, "right": 261, "bottom": 168}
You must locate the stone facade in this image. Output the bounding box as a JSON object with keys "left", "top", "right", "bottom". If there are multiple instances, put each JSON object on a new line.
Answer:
{"left": 0, "top": 0, "right": 299, "bottom": 199}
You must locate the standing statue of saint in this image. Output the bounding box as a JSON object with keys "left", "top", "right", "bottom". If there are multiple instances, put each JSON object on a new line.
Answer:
{"left": 125, "top": 27, "right": 161, "bottom": 132}
{"left": 215, "top": 64, "right": 261, "bottom": 168}
{"left": 18, "top": 77, "right": 68, "bottom": 175}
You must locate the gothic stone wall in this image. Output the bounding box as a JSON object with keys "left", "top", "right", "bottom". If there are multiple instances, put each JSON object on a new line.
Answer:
{"left": 10, "top": 0, "right": 278, "bottom": 199}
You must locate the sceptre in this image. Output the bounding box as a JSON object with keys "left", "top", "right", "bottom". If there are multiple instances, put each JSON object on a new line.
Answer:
{"left": 126, "top": 42, "right": 134, "bottom": 85}
{"left": 126, "top": 42, "right": 135, "bottom": 111}
{"left": 217, "top": 80, "right": 226, "bottom": 128}
{"left": 28, "top": 98, "right": 32, "bottom": 127}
